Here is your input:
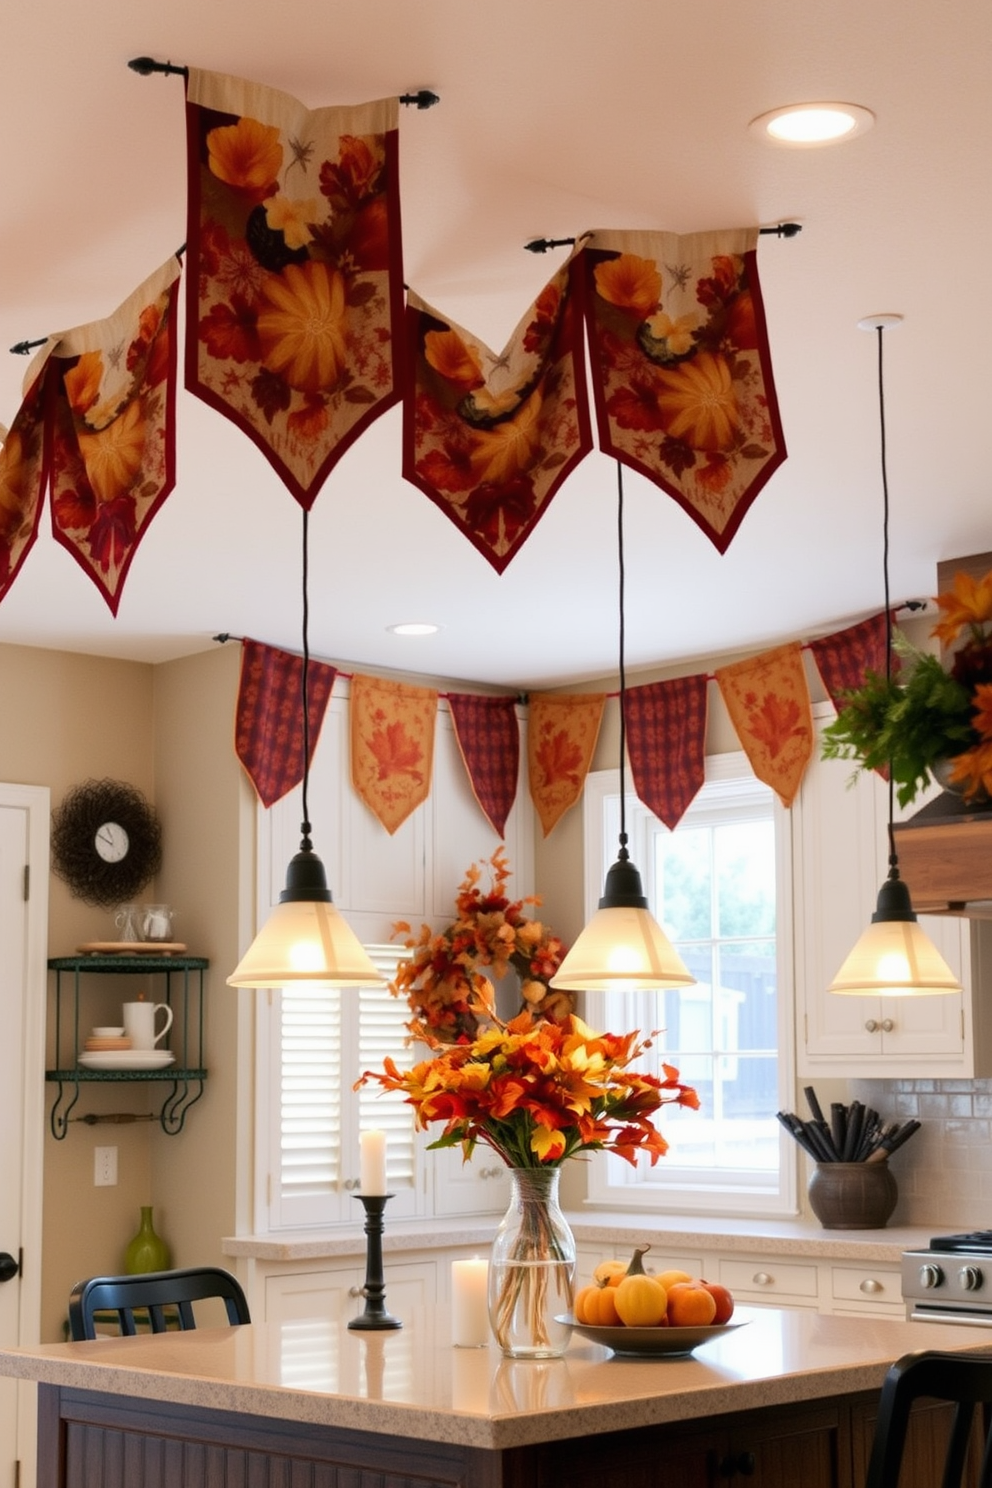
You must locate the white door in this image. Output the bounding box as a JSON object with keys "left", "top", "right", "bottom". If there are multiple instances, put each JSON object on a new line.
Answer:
{"left": 0, "top": 786, "right": 49, "bottom": 1488}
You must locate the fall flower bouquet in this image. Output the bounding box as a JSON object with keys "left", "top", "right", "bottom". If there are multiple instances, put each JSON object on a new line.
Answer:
{"left": 358, "top": 1010, "right": 698, "bottom": 1355}
{"left": 389, "top": 848, "right": 574, "bottom": 1045}
{"left": 822, "top": 569, "right": 992, "bottom": 807}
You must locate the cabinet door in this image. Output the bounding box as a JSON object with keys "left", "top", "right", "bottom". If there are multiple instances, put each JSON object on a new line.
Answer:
{"left": 431, "top": 1143, "right": 510, "bottom": 1217}
{"left": 730, "top": 1403, "right": 844, "bottom": 1488}
{"left": 850, "top": 1393, "right": 983, "bottom": 1488}
{"left": 264, "top": 1259, "right": 436, "bottom": 1328}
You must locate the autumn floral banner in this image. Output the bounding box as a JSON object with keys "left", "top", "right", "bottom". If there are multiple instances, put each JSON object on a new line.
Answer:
{"left": 447, "top": 692, "right": 521, "bottom": 838}
{"left": 351, "top": 673, "right": 438, "bottom": 834}
{"left": 235, "top": 637, "right": 337, "bottom": 807}
{"left": 715, "top": 641, "right": 813, "bottom": 807}
{"left": 623, "top": 673, "right": 709, "bottom": 830}
{"left": 184, "top": 70, "right": 404, "bottom": 509}
{"left": 403, "top": 258, "right": 592, "bottom": 571}
{"left": 45, "top": 257, "right": 181, "bottom": 613}
{"left": 528, "top": 692, "right": 606, "bottom": 837}
{"left": 581, "top": 227, "right": 786, "bottom": 553}
{"left": 0, "top": 365, "right": 51, "bottom": 604}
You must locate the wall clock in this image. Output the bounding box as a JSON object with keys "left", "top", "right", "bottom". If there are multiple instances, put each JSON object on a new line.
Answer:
{"left": 51, "top": 778, "right": 163, "bottom": 908}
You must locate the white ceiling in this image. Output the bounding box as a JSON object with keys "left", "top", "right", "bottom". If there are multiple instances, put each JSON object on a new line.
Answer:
{"left": 2, "top": 0, "right": 990, "bottom": 688}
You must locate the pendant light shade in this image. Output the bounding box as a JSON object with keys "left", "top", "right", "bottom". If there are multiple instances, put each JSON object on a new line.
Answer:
{"left": 827, "top": 315, "right": 960, "bottom": 1000}
{"left": 827, "top": 873, "right": 961, "bottom": 997}
{"left": 228, "top": 510, "right": 385, "bottom": 992}
{"left": 550, "top": 464, "right": 695, "bottom": 995}
{"left": 550, "top": 850, "right": 694, "bottom": 992}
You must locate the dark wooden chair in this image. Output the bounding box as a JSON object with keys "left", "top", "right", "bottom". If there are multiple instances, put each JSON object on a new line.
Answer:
{"left": 68, "top": 1265, "right": 251, "bottom": 1341}
{"left": 865, "top": 1349, "right": 992, "bottom": 1488}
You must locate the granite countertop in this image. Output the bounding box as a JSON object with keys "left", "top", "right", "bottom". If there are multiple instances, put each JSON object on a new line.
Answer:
{"left": 3, "top": 1306, "right": 990, "bottom": 1450}
{"left": 223, "top": 1212, "right": 935, "bottom": 1265}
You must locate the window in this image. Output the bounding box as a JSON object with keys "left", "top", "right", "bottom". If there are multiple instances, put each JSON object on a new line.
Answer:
{"left": 256, "top": 947, "right": 424, "bottom": 1231}
{"left": 584, "top": 754, "right": 797, "bottom": 1216}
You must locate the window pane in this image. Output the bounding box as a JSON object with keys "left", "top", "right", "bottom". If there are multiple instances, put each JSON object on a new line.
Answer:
{"left": 715, "top": 821, "right": 775, "bottom": 937}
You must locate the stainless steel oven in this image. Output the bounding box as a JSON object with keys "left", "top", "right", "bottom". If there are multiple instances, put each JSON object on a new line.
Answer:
{"left": 903, "top": 1232, "right": 992, "bottom": 1325}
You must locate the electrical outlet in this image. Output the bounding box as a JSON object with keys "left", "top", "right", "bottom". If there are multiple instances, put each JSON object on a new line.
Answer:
{"left": 94, "top": 1146, "right": 118, "bottom": 1187}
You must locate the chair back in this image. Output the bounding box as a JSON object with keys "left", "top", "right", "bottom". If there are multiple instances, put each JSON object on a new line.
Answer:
{"left": 68, "top": 1266, "right": 250, "bottom": 1341}
{"left": 865, "top": 1349, "right": 992, "bottom": 1488}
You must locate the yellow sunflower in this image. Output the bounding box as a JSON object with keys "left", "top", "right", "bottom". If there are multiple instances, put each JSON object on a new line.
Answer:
{"left": 653, "top": 351, "right": 740, "bottom": 452}
{"left": 257, "top": 262, "right": 349, "bottom": 394}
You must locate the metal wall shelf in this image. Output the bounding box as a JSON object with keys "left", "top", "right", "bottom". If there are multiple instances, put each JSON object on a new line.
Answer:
{"left": 46, "top": 954, "right": 208, "bottom": 1139}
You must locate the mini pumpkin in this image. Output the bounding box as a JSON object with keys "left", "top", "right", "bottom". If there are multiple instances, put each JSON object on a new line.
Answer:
{"left": 574, "top": 1284, "right": 621, "bottom": 1326}
{"left": 614, "top": 1272, "right": 668, "bottom": 1327}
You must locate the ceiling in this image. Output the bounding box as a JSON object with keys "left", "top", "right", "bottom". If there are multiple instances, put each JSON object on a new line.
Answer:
{"left": 2, "top": 0, "right": 990, "bottom": 688}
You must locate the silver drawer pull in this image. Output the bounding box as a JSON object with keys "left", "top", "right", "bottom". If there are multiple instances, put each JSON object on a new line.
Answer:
{"left": 752, "top": 1271, "right": 774, "bottom": 1286}
{"left": 342, "top": 1177, "right": 361, "bottom": 1191}
{"left": 860, "top": 1278, "right": 884, "bottom": 1295}
{"left": 864, "top": 1019, "right": 878, "bottom": 1033}
{"left": 348, "top": 1285, "right": 366, "bottom": 1298}
{"left": 881, "top": 1018, "right": 894, "bottom": 1032}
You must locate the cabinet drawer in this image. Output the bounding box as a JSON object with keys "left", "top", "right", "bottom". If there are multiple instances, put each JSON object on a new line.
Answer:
{"left": 829, "top": 1264, "right": 903, "bottom": 1311}
{"left": 719, "top": 1257, "right": 819, "bottom": 1302}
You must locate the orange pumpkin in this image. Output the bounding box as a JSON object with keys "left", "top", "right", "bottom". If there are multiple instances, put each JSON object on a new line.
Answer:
{"left": 574, "top": 1284, "right": 621, "bottom": 1326}
{"left": 592, "top": 1259, "right": 629, "bottom": 1289}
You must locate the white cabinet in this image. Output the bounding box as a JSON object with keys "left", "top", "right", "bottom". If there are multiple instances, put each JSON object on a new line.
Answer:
{"left": 432, "top": 1145, "right": 511, "bottom": 1218}
{"left": 794, "top": 705, "right": 992, "bottom": 1077}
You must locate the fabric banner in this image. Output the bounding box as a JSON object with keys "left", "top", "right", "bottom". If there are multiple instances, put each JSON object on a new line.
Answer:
{"left": 624, "top": 673, "right": 709, "bottom": 830}
{"left": 0, "top": 363, "right": 52, "bottom": 604}
{"left": 235, "top": 638, "right": 337, "bottom": 807}
{"left": 185, "top": 70, "right": 403, "bottom": 509}
{"left": 581, "top": 227, "right": 786, "bottom": 553}
{"left": 45, "top": 257, "right": 181, "bottom": 614}
{"left": 447, "top": 692, "right": 520, "bottom": 838}
{"left": 528, "top": 692, "right": 606, "bottom": 836}
{"left": 715, "top": 641, "right": 813, "bottom": 807}
{"left": 351, "top": 673, "right": 438, "bottom": 834}
{"left": 403, "top": 256, "right": 592, "bottom": 571}
{"left": 810, "top": 610, "right": 892, "bottom": 710}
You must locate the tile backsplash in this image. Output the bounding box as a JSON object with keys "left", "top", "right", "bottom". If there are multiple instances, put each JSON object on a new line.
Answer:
{"left": 852, "top": 1078, "right": 992, "bottom": 1229}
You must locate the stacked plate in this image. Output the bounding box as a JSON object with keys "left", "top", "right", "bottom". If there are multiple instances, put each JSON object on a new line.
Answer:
{"left": 77, "top": 1026, "right": 174, "bottom": 1070}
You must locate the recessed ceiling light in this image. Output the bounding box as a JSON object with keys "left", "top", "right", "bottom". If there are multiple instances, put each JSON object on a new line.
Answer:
{"left": 387, "top": 621, "right": 440, "bottom": 637}
{"left": 750, "top": 102, "right": 875, "bottom": 147}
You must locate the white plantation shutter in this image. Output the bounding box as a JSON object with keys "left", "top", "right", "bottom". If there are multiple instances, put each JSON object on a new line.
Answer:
{"left": 268, "top": 946, "right": 422, "bottom": 1229}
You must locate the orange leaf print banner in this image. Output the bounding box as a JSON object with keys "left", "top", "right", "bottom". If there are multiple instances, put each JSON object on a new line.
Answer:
{"left": 582, "top": 227, "right": 786, "bottom": 553}
{"left": 715, "top": 642, "right": 813, "bottom": 808}
{"left": 351, "top": 674, "right": 438, "bottom": 835}
{"left": 0, "top": 364, "right": 51, "bottom": 604}
{"left": 185, "top": 71, "right": 403, "bottom": 510}
{"left": 528, "top": 693, "right": 606, "bottom": 836}
{"left": 403, "top": 257, "right": 592, "bottom": 572}
{"left": 46, "top": 257, "right": 181, "bottom": 614}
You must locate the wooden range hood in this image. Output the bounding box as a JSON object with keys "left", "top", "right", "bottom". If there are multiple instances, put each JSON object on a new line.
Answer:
{"left": 894, "top": 794, "right": 992, "bottom": 918}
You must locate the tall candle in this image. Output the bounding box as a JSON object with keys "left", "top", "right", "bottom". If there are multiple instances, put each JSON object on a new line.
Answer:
{"left": 359, "top": 1129, "right": 387, "bottom": 1194}
{"left": 451, "top": 1256, "right": 490, "bottom": 1347}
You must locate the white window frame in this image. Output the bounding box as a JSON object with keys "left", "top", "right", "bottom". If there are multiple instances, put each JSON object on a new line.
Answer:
{"left": 582, "top": 753, "right": 798, "bottom": 1218}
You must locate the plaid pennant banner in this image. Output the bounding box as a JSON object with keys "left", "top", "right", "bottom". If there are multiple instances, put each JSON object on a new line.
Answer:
{"left": 403, "top": 256, "right": 592, "bottom": 571}
{"left": 235, "top": 637, "right": 337, "bottom": 807}
{"left": 581, "top": 226, "right": 786, "bottom": 553}
{"left": 351, "top": 673, "right": 438, "bottom": 834}
{"left": 447, "top": 692, "right": 520, "bottom": 838}
{"left": 715, "top": 641, "right": 813, "bottom": 807}
{"left": 528, "top": 692, "right": 606, "bottom": 836}
{"left": 185, "top": 70, "right": 404, "bottom": 509}
{"left": 623, "top": 673, "right": 709, "bottom": 829}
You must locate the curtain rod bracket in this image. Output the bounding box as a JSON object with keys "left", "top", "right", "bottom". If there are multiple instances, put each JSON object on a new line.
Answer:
{"left": 128, "top": 56, "right": 189, "bottom": 78}
{"left": 399, "top": 89, "right": 440, "bottom": 109}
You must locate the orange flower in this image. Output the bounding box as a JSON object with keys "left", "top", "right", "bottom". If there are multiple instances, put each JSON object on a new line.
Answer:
{"left": 424, "top": 329, "right": 485, "bottom": 389}
{"left": 654, "top": 350, "right": 741, "bottom": 452}
{"left": 257, "top": 262, "right": 349, "bottom": 394}
{"left": 207, "top": 115, "right": 283, "bottom": 194}
{"left": 932, "top": 569, "right": 992, "bottom": 646}
{"left": 947, "top": 741, "right": 992, "bottom": 801}
{"left": 594, "top": 253, "right": 662, "bottom": 318}
{"left": 63, "top": 352, "right": 104, "bottom": 416}
{"left": 77, "top": 399, "right": 147, "bottom": 502}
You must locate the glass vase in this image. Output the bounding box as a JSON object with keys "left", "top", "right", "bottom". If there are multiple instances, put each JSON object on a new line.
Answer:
{"left": 123, "top": 1205, "right": 171, "bottom": 1274}
{"left": 488, "top": 1167, "right": 575, "bottom": 1359}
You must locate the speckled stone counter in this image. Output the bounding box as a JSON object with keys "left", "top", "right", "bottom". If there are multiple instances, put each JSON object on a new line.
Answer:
{"left": 2, "top": 1306, "right": 989, "bottom": 1452}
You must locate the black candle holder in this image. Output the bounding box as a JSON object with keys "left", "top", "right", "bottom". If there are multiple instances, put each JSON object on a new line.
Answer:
{"left": 347, "top": 1193, "right": 402, "bottom": 1331}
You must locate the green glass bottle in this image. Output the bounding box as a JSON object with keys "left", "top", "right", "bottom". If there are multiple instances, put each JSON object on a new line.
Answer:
{"left": 123, "top": 1205, "right": 171, "bottom": 1274}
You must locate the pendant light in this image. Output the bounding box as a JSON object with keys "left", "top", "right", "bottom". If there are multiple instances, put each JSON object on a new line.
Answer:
{"left": 228, "top": 511, "right": 385, "bottom": 989}
{"left": 828, "top": 316, "right": 961, "bottom": 998}
{"left": 550, "top": 465, "right": 695, "bottom": 993}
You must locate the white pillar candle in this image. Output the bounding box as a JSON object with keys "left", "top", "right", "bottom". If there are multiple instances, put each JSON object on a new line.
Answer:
{"left": 359, "top": 1129, "right": 387, "bottom": 1194}
{"left": 451, "top": 1257, "right": 490, "bottom": 1347}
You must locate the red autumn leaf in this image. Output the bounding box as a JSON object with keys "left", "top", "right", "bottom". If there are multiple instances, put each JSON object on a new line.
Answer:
{"left": 535, "top": 728, "right": 583, "bottom": 788}
{"left": 250, "top": 367, "right": 292, "bottom": 425}
{"left": 368, "top": 721, "right": 424, "bottom": 782}
{"left": 605, "top": 379, "right": 665, "bottom": 433}
{"left": 415, "top": 445, "right": 476, "bottom": 494}
{"left": 199, "top": 295, "right": 262, "bottom": 363}
{"left": 88, "top": 496, "right": 137, "bottom": 575}
{"left": 746, "top": 692, "right": 804, "bottom": 759}
{"left": 51, "top": 485, "right": 96, "bottom": 532}
{"left": 464, "top": 476, "right": 538, "bottom": 549}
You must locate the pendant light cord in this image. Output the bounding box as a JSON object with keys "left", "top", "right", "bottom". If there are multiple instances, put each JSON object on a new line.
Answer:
{"left": 876, "top": 324, "right": 898, "bottom": 880}
{"left": 616, "top": 462, "right": 629, "bottom": 864}
{"left": 300, "top": 507, "right": 312, "bottom": 854}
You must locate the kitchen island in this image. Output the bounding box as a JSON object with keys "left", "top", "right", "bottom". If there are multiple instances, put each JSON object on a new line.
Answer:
{"left": 2, "top": 1306, "right": 990, "bottom": 1487}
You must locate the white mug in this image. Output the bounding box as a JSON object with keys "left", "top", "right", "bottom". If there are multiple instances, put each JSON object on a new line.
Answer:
{"left": 123, "top": 1000, "right": 173, "bottom": 1050}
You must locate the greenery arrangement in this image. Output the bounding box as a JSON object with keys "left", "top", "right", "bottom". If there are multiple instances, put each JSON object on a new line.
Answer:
{"left": 821, "top": 570, "right": 992, "bottom": 807}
